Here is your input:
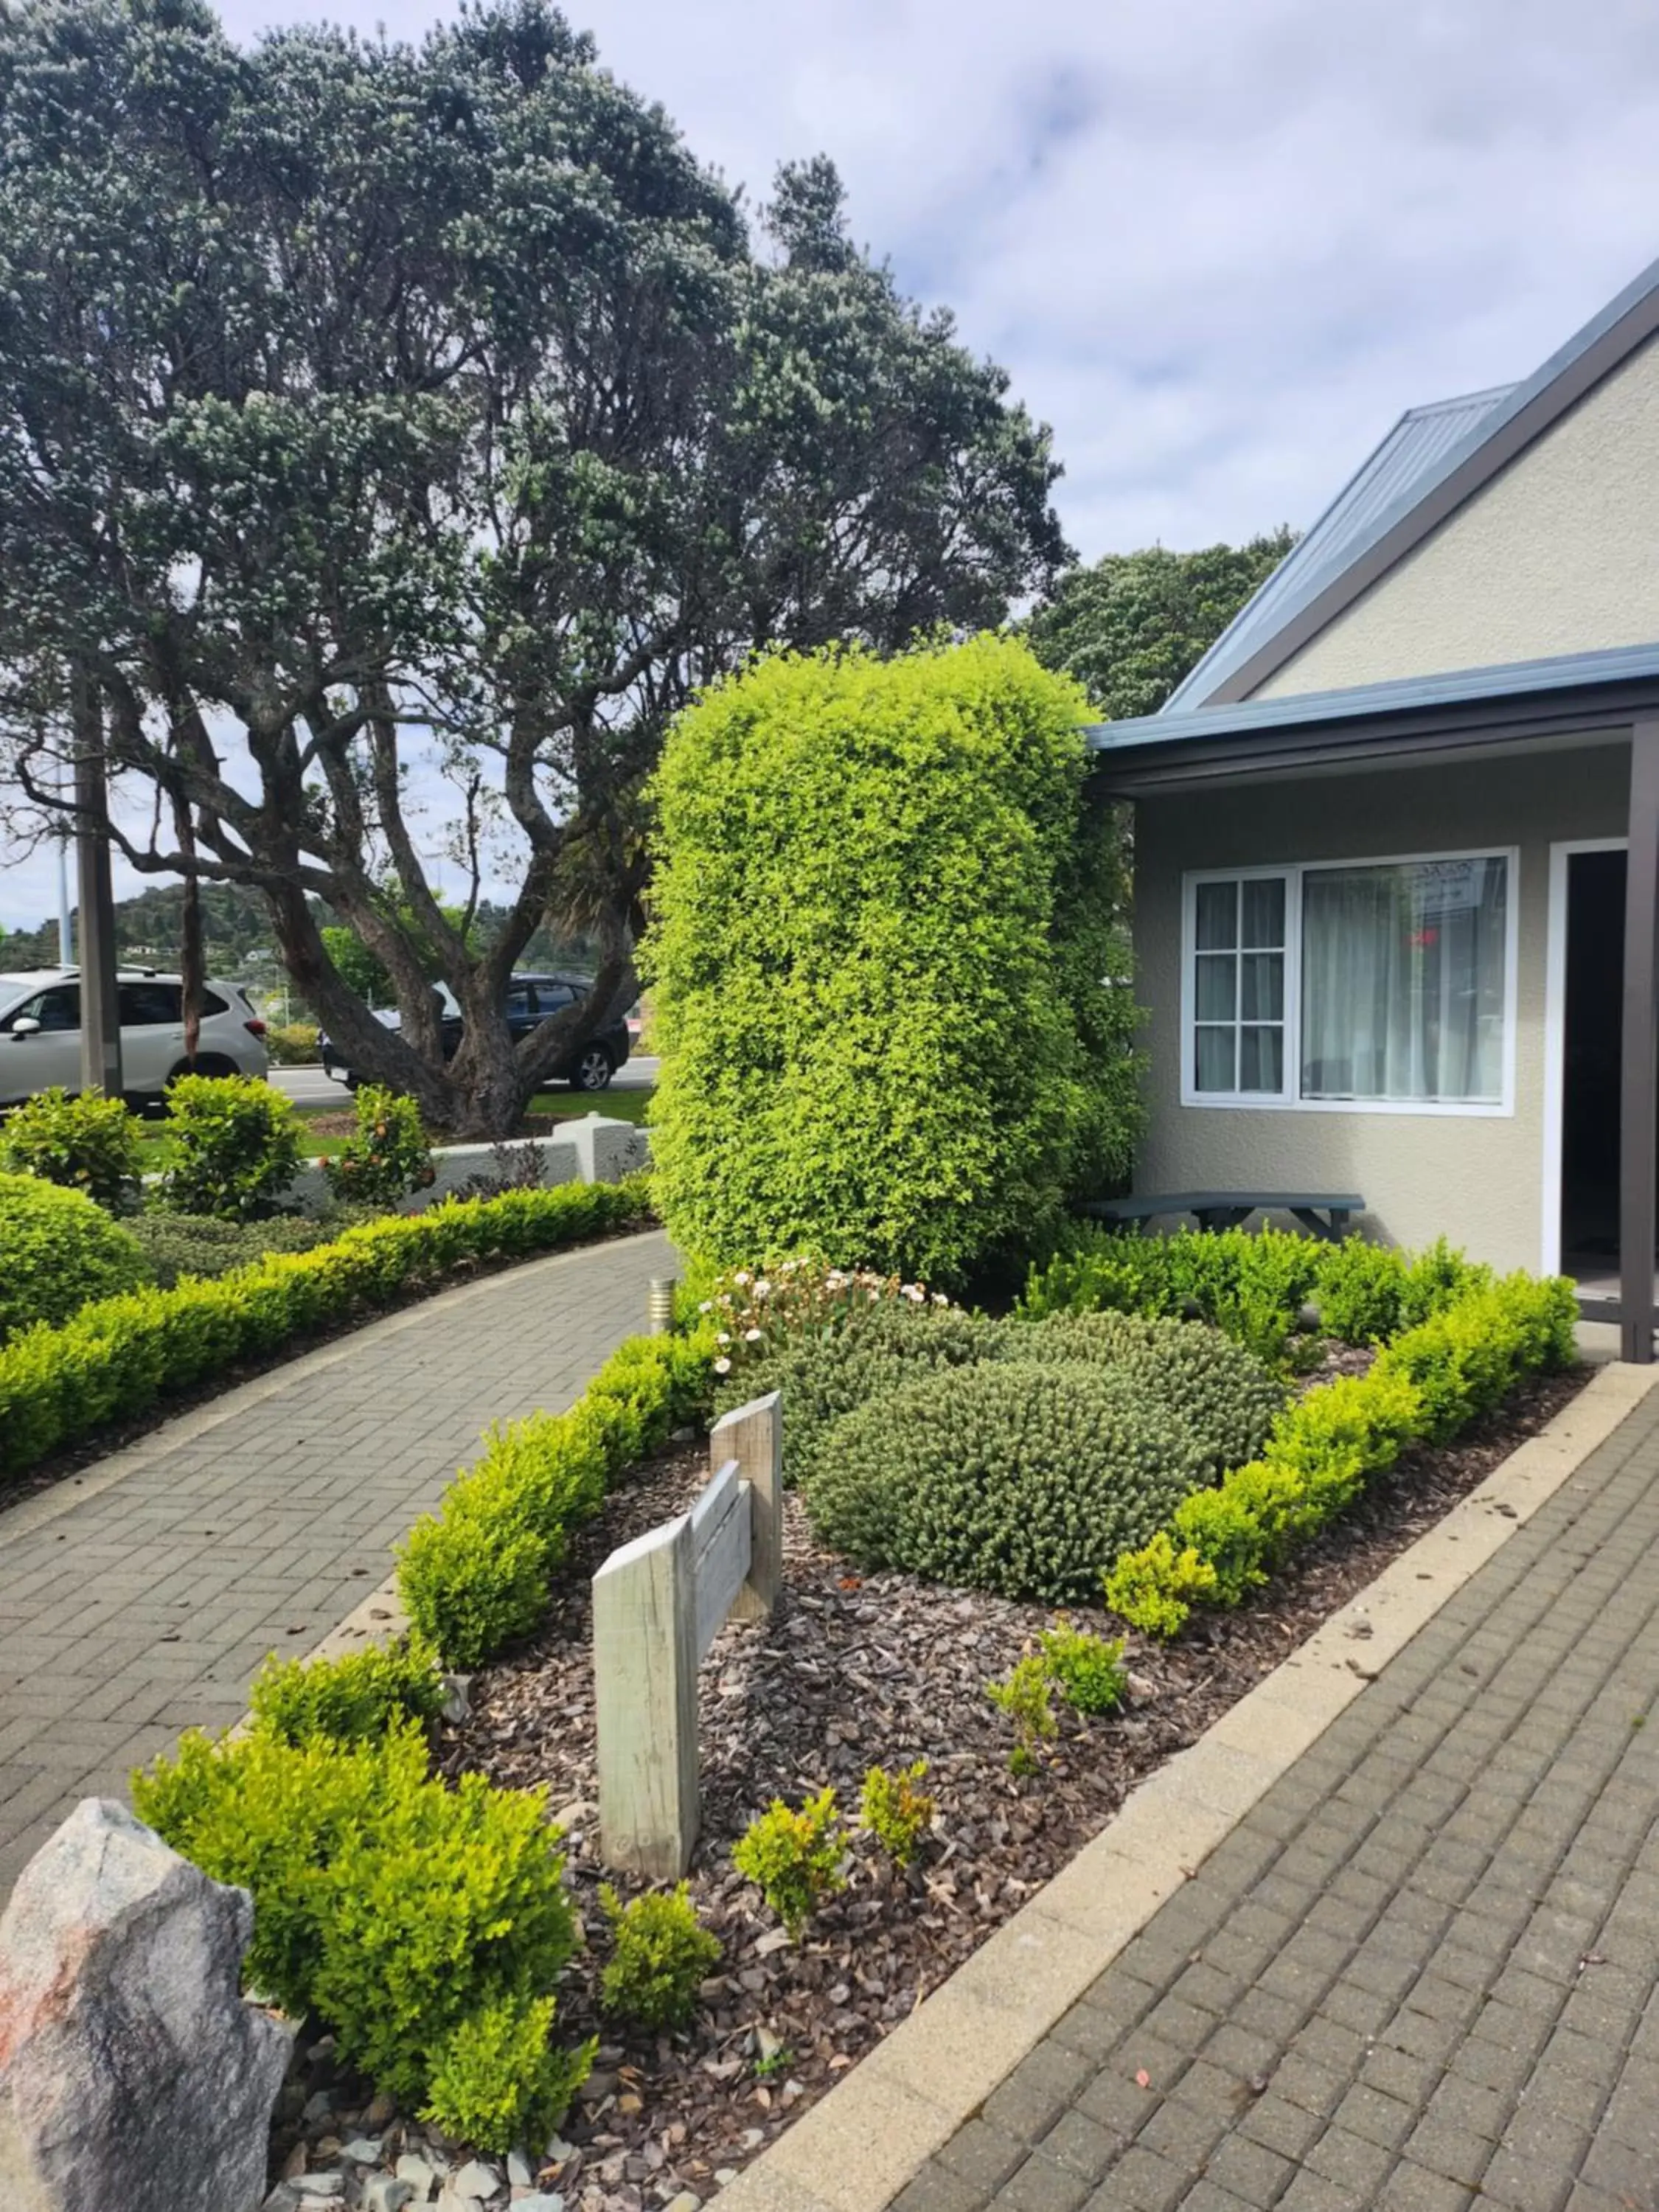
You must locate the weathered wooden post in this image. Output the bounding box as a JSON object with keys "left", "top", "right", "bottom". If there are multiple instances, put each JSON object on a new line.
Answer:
{"left": 592, "top": 1391, "right": 783, "bottom": 1877}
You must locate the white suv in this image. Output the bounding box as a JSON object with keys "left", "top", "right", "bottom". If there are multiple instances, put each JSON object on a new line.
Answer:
{"left": 0, "top": 969, "right": 271, "bottom": 1108}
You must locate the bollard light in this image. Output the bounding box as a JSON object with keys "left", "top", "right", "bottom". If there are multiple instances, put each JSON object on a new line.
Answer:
{"left": 647, "top": 1275, "right": 678, "bottom": 1335}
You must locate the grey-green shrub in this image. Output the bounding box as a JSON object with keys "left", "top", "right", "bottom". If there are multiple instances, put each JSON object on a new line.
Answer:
{"left": 1007, "top": 1310, "right": 1286, "bottom": 1473}
{"left": 0, "top": 1172, "right": 150, "bottom": 1341}
{"left": 805, "top": 1360, "right": 1209, "bottom": 1602}
{"left": 126, "top": 1210, "right": 340, "bottom": 1287}
{"left": 715, "top": 1301, "right": 1004, "bottom": 1487}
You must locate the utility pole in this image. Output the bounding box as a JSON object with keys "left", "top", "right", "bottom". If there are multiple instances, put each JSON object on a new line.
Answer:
{"left": 71, "top": 664, "right": 122, "bottom": 1098}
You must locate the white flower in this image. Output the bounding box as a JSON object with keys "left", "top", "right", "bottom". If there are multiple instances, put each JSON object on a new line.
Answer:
{"left": 754, "top": 1279, "right": 771, "bottom": 1298}
{"left": 732, "top": 1268, "right": 752, "bottom": 1286}
{"left": 933, "top": 1291, "right": 950, "bottom": 1307}
{"left": 698, "top": 1299, "right": 713, "bottom": 1313}
{"left": 745, "top": 1326, "right": 763, "bottom": 1342}
{"left": 713, "top": 1356, "right": 732, "bottom": 1374}
{"left": 902, "top": 1284, "right": 924, "bottom": 1303}
{"left": 716, "top": 1331, "right": 732, "bottom": 1346}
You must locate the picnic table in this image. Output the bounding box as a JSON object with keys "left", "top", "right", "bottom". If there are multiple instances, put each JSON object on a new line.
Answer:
{"left": 1082, "top": 1191, "right": 1364, "bottom": 1242}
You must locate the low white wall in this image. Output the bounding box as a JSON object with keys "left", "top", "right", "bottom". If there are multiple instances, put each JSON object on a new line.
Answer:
{"left": 285, "top": 1113, "right": 653, "bottom": 1217}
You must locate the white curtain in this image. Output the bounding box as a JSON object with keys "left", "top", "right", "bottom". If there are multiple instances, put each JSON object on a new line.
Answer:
{"left": 1301, "top": 858, "right": 1507, "bottom": 1102}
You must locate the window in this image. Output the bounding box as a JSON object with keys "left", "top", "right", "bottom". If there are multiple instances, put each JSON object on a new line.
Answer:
{"left": 118, "top": 982, "right": 182, "bottom": 1026}
{"left": 532, "top": 981, "right": 577, "bottom": 1015}
{"left": 1185, "top": 850, "right": 1514, "bottom": 1113}
{"left": 6, "top": 985, "right": 80, "bottom": 1033}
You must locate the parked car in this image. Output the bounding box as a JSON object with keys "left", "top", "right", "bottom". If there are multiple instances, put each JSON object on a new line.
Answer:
{"left": 0, "top": 968, "right": 271, "bottom": 1109}
{"left": 318, "top": 973, "right": 630, "bottom": 1093}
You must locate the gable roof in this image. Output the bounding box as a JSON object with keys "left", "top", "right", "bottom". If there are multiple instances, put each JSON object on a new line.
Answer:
{"left": 1166, "top": 252, "right": 1659, "bottom": 711}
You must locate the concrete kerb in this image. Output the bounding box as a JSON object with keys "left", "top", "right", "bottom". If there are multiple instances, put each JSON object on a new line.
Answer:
{"left": 709, "top": 1357, "right": 1659, "bottom": 2212}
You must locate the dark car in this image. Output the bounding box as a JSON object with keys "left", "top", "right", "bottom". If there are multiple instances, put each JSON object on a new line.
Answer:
{"left": 320, "top": 973, "right": 630, "bottom": 1093}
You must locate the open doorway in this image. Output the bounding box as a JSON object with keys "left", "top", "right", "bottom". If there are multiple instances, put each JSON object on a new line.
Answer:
{"left": 1559, "top": 846, "right": 1629, "bottom": 1280}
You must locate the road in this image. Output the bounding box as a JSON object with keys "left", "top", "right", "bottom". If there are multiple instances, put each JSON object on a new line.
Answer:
{"left": 268, "top": 1056, "right": 658, "bottom": 1109}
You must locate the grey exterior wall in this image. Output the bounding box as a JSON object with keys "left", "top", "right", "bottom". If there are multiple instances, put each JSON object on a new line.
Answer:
{"left": 1131, "top": 742, "right": 1631, "bottom": 1273}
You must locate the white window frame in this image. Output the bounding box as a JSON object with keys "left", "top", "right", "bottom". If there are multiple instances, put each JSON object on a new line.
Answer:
{"left": 1180, "top": 844, "right": 1520, "bottom": 1119}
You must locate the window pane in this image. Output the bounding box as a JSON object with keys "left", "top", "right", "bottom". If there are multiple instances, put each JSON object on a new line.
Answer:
{"left": 119, "top": 983, "right": 181, "bottom": 1026}
{"left": 1194, "top": 1026, "right": 1236, "bottom": 1092}
{"left": 1194, "top": 955, "right": 1236, "bottom": 1022}
{"left": 1240, "top": 953, "right": 1284, "bottom": 1021}
{"left": 1194, "top": 881, "right": 1237, "bottom": 950}
{"left": 1239, "top": 1026, "right": 1284, "bottom": 1093}
{"left": 1241, "top": 877, "right": 1286, "bottom": 949}
{"left": 1301, "top": 856, "right": 1507, "bottom": 1102}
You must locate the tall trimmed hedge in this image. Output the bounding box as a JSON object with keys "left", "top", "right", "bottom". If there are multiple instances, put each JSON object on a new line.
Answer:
{"left": 642, "top": 636, "right": 1141, "bottom": 1284}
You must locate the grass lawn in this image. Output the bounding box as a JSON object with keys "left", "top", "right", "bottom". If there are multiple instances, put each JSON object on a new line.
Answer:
{"left": 133, "top": 1085, "right": 655, "bottom": 1168}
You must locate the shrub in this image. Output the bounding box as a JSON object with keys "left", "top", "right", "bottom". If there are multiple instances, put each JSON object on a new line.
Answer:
{"left": 643, "top": 635, "right": 1141, "bottom": 1287}
{"left": 1102, "top": 1534, "right": 1219, "bottom": 1639}
{"left": 1039, "top": 1621, "right": 1127, "bottom": 1715}
{"left": 984, "top": 1655, "right": 1058, "bottom": 1775}
{"left": 697, "top": 1258, "right": 957, "bottom": 1381}
{"left": 717, "top": 1301, "right": 1004, "bottom": 1487}
{"left": 732, "top": 1787, "right": 846, "bottom": 1939}
{"left": 1373, "top": 1275, "right": 1573, "bottom": 1442}
{"left": 397, "top": 1320, "right": 717, "bottom": 1669}
{"left": 805, "top": 1361, "right": 1210, "bottom": 1604}
{"left": 598, "top": 1884, "right": 721, "bottom": 2030}
{"left": 0, "top": 1172, "right": 149, "bottom": 1342}
{"left": 859, "top": 1761, "right": 934, "bottom": 1870}
{"left": 125, "top": 1210, "right": 340, "bottom": 1287}
{"left": 160, "top": 1074, "right": 303, "bottom": 1220}
{"left": 265, "top": 1022, "right": 321, "bottom": 1066}
{"left": 0, "top": 1176, "right": 655, "bottom": 1484}
{"left": 323, "top": 1085, "right": 435, "bottom": 1209}
{"left": 1008, "top": 1310, "right": 1285, "bottom": 1474}
{"left": 248, "top": 1635, "right": 447, "bottom": 1747}
{"left": 132, "top": 1719, "right": 592, "bottom": 2153}
{"left": 0, "top": 1086, "right": 143, "bottom": 1211}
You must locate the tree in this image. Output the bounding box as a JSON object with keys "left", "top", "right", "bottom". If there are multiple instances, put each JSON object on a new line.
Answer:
{"left": 642, "top": 636, "right": 1141, "bottom": 1286}
{"left": 1027, "top": 532, "right": 1296, "bottom": 720}
{"left": 0, "top": 0, "right": 1066, "bottom": 1135}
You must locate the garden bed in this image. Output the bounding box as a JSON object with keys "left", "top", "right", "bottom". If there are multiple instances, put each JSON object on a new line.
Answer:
{"left": 271, "top": 1357, "right": 1587, "bottom": 2211}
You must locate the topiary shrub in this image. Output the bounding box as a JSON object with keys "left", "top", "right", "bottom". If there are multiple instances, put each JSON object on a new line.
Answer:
{"left": 248, "top": 1635, "right": 447, "bottom": 1748}
{"left": 323, "top": 1085, "right": 434, "bottom": 1209}
{"left": 598, "top": 1884, "right": 721, "bottom": 2031}
{"left": 0, "top": 1086, "right": 143, "bottom": 1212}
{"left": 125, "top": 1210, "right": 339, "bottom": 1287}
{"left": 132, "top": 1719, "right": 593, "bottom": 2154}
{"left": 643, "top": 634, "right": 1142, "bottom": 1287}
{"left": 160, "top": 1073, "right": 302, "bottom": 1220}
{"left": 0, "top": 1172, "right": 150, "bottom": 1341}
{"left": 805, "top": 1360, "right": 1210, "bottom": 1603}
{"left": 1006, "top": 1310, "right": 1286, "bottom": 1473}
{"left": 265, "top": 1022, "right": 321, "bottom": 1066}
{"left": 715, "top": 1301, "right": 1004, "bottom": 1487}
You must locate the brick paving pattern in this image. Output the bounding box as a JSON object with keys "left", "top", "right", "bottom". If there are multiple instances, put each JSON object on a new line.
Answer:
{"left": 900, "top": 1390, "right": 1659, "bottom": 2212}
{"left": 0, "top": 1227, "right": 673, "bottom": 1893}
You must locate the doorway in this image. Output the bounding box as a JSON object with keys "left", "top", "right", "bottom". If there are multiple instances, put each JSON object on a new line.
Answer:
{"left": 1559, "top": 848, "right": 1624, "bottom": 1276}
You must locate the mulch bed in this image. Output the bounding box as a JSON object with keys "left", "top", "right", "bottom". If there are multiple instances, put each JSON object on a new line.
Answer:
{"left": 413, "top": 1356, "right": 1589, "bottom": 2210}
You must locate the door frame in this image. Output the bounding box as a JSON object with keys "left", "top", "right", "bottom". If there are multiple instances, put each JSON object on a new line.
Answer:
{"left": 1543, "top": 836, "right": 1628, "bottom": 1277}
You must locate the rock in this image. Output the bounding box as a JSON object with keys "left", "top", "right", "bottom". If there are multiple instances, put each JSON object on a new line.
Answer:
{"left": 0, "top": 1798, "right": 292, "bottom": 2212}
{"left": 342, "top": 2137, "right": 386, "bottom": 2163}
{"left": 542, "top": 2135, "right": 575, "bottom": 2164}
{"left": 512, "top": 2197, "right": 566, "bottom": 2212}
{"left": 395, "top": 2152, "right": 439, "bottom": 2199}
{"left": 440, "top": 1675, "right": 473, "bottom": 1725}
{"left": 363, "top": 2183, "right": 415, "bottom": 2212}
{"left": 453, "top": 2159, "right": 501, "bottom": 2199}
{"left": 302, "top": 2089, "right": 337, "bottom": 2125}
{"left": 364, "top": 2091, "right": 397, "bottom": 2127}
{"left": 507, "top": 2152, "right": 533, "bottom": 2188}
{"left": 296, "top": 2180, "right": 344, "bottom": 2205}
{"left": 262, "top": 2191, "right": 302, "bottom": 2212}
{"left": 663, "top": 2195, "right": 702, "bottom": 2211}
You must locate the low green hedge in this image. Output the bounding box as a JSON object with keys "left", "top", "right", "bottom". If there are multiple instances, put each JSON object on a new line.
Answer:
{"left": 1104, "top": 1273, "right": 1577, "bottom": 1637}
{"left": 397, "top": 1323, "right": 717, "bottom": 1668}
{"left": 0, "top": 1177, "right": 655, "bottom": 1483}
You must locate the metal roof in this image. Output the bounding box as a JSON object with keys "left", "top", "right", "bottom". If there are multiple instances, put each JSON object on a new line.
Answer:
{"left": 1162, "top": 386, "right": 1514, "bottom": 710}
{"left": 1163, "top": 251, "right": 1659, "bottom": 712}
{"left": 1088, "top": 638, "right": 1659, "bottom": 754}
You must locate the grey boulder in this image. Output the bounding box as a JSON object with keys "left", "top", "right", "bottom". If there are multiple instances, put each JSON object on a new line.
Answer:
{"left": 0, "top": 1797, "right": 291, "bottom": 2212}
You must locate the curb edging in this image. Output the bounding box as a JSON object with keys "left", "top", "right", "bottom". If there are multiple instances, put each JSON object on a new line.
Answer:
{"left": 710, "top": 1359, "right": 1659, "bottom": 2212}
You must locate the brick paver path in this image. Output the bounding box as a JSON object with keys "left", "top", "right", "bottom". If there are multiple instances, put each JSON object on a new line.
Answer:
{"left": 0, "top": 1227, "right": 673, "bottom": 1893}
{"left": 902, "top": 1390, "right": 1659, "bottom": 2212}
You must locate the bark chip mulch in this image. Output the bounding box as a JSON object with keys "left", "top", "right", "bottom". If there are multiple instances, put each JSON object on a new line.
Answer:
{"left": 423, "top": 1358, "right": 1589, "bottom": 2210}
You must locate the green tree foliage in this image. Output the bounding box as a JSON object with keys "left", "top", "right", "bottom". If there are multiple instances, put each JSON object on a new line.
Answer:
{"left": 0, "top": 3, "right": 1065, "bottom": 1137}
{"left": 1028, "top": 533, "right": 1296, "bottom": 720}
{"left": 644, "top": 636, "right": 1140, "bottom": 1283}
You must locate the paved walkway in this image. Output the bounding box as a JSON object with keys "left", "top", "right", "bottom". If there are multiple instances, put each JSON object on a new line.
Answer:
{"left": 900, "top": 1387, "right": 1659, "bottom": 2212}
{"left": 0, "top": 1227, "right": 674, "bottom": 1892}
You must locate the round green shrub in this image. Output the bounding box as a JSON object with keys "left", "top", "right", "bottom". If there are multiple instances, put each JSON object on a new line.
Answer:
{"left": 0, "top": 1172, "right": 150, "bottom": 1341}
{"left": 804, "top": 1360, "right": 1209, "bottom": 1602}
{"left": 1006, "top": 1310, "right": 1286, "bottom": 1473}
{"left": 714, "top": 1301, "right": 1004, "bottom": 1486}
{"left": 0, "top": 1086, "right": 143, "bottom": 1212}
{"left": 643, "top": 635, "right": 1141, "bottom": 1285}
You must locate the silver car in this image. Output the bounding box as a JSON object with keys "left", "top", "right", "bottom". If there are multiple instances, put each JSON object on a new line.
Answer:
{"left": 0, "top": 968, "right": 271, "bottom": 1108}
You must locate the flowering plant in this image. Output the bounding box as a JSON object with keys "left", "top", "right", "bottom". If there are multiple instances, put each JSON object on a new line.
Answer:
{"left": 697, "top": 1256, "right": 953, "bottom": 1377}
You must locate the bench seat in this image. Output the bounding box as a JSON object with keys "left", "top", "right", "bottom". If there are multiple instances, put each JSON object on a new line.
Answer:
{"left": 1082, "top": 1192, "right": 1365, "bottom": 1242}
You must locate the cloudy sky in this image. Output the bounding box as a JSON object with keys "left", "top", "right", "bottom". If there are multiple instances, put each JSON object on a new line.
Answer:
{"left": 7, "top": 0, "right": 1659, "bottom": 931}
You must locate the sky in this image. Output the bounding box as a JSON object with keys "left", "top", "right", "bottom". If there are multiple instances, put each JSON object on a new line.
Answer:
{"left": 8, "top": 0, "right": 1659, "bottom": 931}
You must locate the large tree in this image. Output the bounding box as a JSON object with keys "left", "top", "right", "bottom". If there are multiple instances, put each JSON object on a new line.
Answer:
{"left": 0, "top": 0, "right": 1066, "bottom": 1135}
{"left": 1028, "top": 532, "right": 1295, "bottom": 720}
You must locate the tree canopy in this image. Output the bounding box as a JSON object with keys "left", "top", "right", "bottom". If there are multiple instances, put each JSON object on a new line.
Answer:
{"left": 1027, "top": 532, "right": 1295, "bottom": 721}
{"left": 0, "top": 0, "right": 1066, "bottom": 1133}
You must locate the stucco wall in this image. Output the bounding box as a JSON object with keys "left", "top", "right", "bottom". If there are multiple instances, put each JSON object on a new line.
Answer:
{"left": 1132, "top": 743, "right": 1630, "bottom": 1273}
{"left": 1257, "top": 333, "right": 1659, "bottom": 698}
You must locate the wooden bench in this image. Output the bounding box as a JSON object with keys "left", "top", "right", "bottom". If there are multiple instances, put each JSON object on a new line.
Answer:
{"left": 1082, "top": 1191, "right": 1365, "bottom": 1242}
